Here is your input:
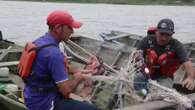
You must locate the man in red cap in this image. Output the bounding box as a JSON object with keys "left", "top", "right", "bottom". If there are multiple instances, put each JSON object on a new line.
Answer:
{"left": 23, "top": 10, "right": 100, "bottom": 110}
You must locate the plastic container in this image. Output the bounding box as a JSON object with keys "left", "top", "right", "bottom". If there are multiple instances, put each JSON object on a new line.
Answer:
{"left": 0, "top": 67, "right": 9, "bottom": 78}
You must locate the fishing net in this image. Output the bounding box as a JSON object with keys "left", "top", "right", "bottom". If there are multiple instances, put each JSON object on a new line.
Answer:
{"left": 63, "top": 41, "right": 193, "bottom": 110}
{"left": 87, "top": 50, "right": 193, "bottom": 110}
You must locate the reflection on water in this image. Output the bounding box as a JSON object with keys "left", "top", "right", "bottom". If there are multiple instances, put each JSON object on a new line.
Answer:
{"left": 0, "top": 1, "right": 195, "bottom": 45}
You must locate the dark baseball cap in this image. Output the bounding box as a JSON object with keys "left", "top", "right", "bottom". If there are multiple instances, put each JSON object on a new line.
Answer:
{"left": 157, "top": 18, "right": 174, "bottom": 35}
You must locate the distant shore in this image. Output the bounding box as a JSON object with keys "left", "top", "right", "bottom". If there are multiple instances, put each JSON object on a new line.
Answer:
{"left": 12, "top": 0, "right": 195, "bottom": 5}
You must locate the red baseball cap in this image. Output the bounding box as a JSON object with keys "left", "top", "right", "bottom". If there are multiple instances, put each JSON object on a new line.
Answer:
{"left": 47, "top": 10, "right": 82, "bottom": 28}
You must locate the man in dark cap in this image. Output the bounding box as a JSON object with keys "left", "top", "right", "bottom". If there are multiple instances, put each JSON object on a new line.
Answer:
{"left": 133, "top": 18, "right": 195, "bottom": 95}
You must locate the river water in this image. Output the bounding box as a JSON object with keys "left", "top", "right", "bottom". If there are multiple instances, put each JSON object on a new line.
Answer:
{"left": 0, "top": 1, "right": 195, "bottom": 45}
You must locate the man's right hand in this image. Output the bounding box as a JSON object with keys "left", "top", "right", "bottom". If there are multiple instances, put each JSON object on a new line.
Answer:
{"left": 182, "top": 61, "right": 195, "bottom": 90}
{"left": 182, "top": 77, "right": 195, "bottom": 90}
{"left": 73, "top": 72, "right": 85, "bottom": 82}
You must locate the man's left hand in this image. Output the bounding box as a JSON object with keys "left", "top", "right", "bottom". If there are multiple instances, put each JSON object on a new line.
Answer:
{"left": 84, "top": 56, "right": 104, "bottom": 75}
{"left": 182, "top": 77, "right": 195, "bottom": 90}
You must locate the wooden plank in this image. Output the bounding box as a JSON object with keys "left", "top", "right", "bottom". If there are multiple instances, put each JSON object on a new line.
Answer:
{"left": 101, "top": 42, "right": 135, "bottom": 53}
{"left": 0, "top": 48, "right": 22, "bottom": 53}
{"left": 124, "top": 100, "right": 173, "bottom": 110}
{"left": 0, "top": 94, "right": 27, "bottom": 110}
{"left": 105, "top": 34, "right": 143, "bottom": 41}
{"left": 111, "top": 52, "right": 123, "bottom": 66}
{"left": 124, "top": 93, "right": 195, "bottom": 110}
{"left": 0, "top": 46, "right": 12, "bottom": 61}
{"left": 0, "top": 61, "right": 19, "bottom": 67}
{"left": 0, "top": 77, "right": 11, "bottom": 83}
{"left": 103, "top": 33, "right": 130, "bottom": 41}
{"left": 189, "top": 47, "right": 195, "bottom": 51}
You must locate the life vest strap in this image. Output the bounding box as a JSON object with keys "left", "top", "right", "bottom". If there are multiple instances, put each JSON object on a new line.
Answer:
{"left": 26, "top": 84, "right": 57, "bottom": 93}
{"left": 29, "top": 43, "right": 56, "bottom": 53}
{"left": 23, "top": 72, "right": 57, "bottom": 93}
{"left": 23, "top": 72, "right": 53, "bottom": 83}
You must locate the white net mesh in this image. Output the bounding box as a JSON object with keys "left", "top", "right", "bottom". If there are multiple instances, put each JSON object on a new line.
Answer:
{"left": 88, "top": 50, "right": 193, "bottom": 109}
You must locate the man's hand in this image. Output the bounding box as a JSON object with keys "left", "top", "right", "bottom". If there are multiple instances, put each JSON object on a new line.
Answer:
{"left": 182, "top": 77, "right": 195, "bottom": 90}
{"left": 80, "top": 69, "right": 95, "bottom": 74}
{"left": 73, "top": 72, "right": 85, "bottom": 82}
{"left": 84, "top": 55, "right": 104, "bottom": 75}
{"left": 85, "top": 56, "right": 100, "bottom": 74}
{"left": 182, "top": 61, "right": 195, "bottom": 90}
{"left": 57, "top": 72, "right": 88, "bottom": 99}
{"left": 74, "top": 72, "right": 93, "bottom": 81}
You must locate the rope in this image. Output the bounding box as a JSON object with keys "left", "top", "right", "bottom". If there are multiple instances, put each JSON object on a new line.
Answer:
{"left": 64, "top": 40, "right": 193, "bottom": 109}
{"left": 87, "top": 50, "right": 193, "bottom": 109}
